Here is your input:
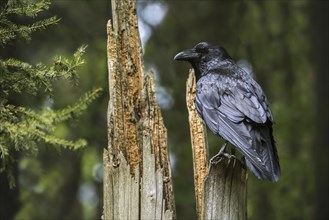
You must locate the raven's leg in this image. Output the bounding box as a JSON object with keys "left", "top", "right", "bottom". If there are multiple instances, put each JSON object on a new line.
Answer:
{"left": 240, "top": 155, "right": 246, "bottom": 166}
{"left": 218, "top": 141, "right": 228, "bottom": 155}
{"left": 231, "top": 147, "right": 236, "bottom": 156}
{"left": 218, "top": 141, "right": 236, "bottom": 158}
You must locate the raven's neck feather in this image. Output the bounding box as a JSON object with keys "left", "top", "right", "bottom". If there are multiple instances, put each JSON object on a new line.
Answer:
{"left": 194, "top": 59, "right": 234, "bottom": 81}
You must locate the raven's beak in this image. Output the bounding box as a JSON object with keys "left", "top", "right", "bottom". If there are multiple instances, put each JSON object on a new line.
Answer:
{"left": 174, "top": 49, "right": 199, "bottom": 61}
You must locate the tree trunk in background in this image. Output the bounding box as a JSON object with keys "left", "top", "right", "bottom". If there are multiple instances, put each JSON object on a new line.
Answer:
{"left": 186, "top": 71, "right": 247, "bottom": 220}
{"left": 310, "top": 1, "right": 329, "bottom": 219}
{"left": 103, "top": 0, "right": 175, "bottom": 219}
{"left": 0, "top": 156, "right": 20, "bottom": 220}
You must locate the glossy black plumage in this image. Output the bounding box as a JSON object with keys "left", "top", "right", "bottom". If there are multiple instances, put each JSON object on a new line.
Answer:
{"left": 174, "top": 42, "right": 280, "bottom": 181}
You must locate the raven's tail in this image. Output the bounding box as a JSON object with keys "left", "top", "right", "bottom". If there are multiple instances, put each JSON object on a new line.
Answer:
{"left": 247, "top": 124, "right": 280, "bottom": 182}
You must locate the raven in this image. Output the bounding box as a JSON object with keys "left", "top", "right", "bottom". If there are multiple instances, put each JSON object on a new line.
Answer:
{"left": 174, "top": 42, "right": 280, "bottom": 182}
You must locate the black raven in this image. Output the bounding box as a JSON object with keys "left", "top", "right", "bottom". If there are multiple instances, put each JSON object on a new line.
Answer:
{"left": 174, "top": 42, "right": 280, "bottom": 182}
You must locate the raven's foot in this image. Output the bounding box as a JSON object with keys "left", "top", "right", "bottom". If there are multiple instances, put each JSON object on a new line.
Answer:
{"left": 218, "top": 142, "right": 228, "bottom": 155}
{"left": 210, "top": 142, "right": 236, "bottom": 164}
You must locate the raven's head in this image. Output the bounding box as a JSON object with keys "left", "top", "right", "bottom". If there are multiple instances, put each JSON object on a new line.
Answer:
{"left": 174, "top": 42, "right": 232, "bottom": 79}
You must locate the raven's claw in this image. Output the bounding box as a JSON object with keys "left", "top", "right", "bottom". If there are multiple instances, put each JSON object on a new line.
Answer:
{"left": 210, "top": 141, "right": 236, "bottom": 164}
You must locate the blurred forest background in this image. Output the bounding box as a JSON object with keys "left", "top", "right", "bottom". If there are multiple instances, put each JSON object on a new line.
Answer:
{"left": 1, "top": 0, "right": 328, "bottom": 220}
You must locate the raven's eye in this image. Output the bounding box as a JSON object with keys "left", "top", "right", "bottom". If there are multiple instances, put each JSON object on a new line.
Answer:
{"left": 195, "top": 42, "right": 210, "bottom": 53}
{"left": 195, "top": 46, "right": 208, "bottom": 53}
{"left": 196, "top": 47, "right": 208, "bottom": 53}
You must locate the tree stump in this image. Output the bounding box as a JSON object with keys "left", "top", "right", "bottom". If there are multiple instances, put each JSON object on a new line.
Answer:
{"left": 103, "top": 0, "right": 175, "bottom": 219}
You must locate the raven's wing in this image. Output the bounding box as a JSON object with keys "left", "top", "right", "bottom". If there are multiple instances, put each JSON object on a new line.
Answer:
{"left": 196, "top": 73, "right": 280, "bottom": 181}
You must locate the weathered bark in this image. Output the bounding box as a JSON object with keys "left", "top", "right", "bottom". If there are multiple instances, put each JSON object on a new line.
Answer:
{"left": 186, "top": 70, "right": 248, "bottom": 220}
{"left": 103, "top": 0, "right": 175, "bottom": 219}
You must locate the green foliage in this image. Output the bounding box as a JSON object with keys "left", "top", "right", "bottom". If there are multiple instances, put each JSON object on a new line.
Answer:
{"left": 1, "top": 46, "right": 87, "bottom": 99}
{"left": 0, "top": 0, "right": 59, "bottom": 45}
{"left": 0, "top": 0, "right": 102, "bottom": 188}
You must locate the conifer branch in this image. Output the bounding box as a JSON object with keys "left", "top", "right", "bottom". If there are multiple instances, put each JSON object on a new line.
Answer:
{"left": 0, "top": 0, "right": 102, "bottom": 187}
{"left": 0, "top": 0, "right": 59, "bottom": 45}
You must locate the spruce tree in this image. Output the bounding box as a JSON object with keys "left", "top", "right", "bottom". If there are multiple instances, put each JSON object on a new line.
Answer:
{"left": 0, "top": 0, "right": 101, "bottom": 187}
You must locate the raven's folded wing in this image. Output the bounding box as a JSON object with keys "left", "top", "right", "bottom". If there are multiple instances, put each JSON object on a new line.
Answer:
{"left": 195, "top": 73, "right": 280, "bottom": 181}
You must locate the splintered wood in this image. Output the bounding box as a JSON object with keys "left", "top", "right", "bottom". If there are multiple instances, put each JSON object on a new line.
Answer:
{"left": 104, "top": 0, "right": 175, "bottom": 219}
{"left": 139, "top": 73, "right": 175, "bottom": 219}
{"left": 186, "top": 70, "right": 209, "bottom": 218}
{"left": 106, "top": 1, "right": 141, "bottom": 171}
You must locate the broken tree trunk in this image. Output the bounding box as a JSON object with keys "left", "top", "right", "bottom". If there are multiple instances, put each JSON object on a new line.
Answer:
{"left": 186, "top": 70, "right": 248, "bottom": 220}
{"left": 103, "top": 0, "right": 175, "bottom": 219}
